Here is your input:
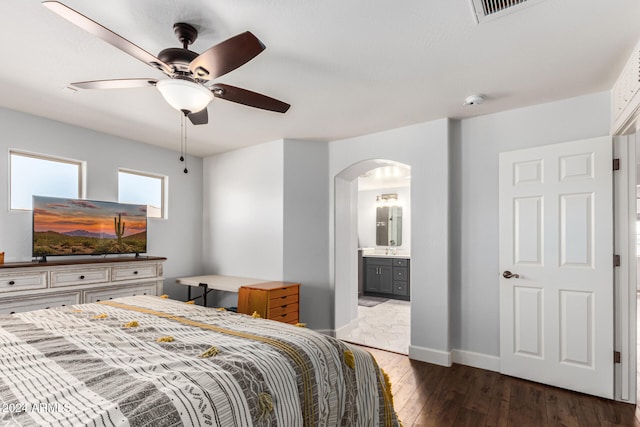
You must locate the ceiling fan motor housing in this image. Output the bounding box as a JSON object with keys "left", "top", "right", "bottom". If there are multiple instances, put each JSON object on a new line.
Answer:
{"left": 158, "top": 48, "right": 198, "bottom": 73}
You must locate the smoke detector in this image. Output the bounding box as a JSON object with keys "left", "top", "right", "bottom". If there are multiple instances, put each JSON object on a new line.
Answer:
{"left": 464, "top": 94, "right": 485, "bottom": 106}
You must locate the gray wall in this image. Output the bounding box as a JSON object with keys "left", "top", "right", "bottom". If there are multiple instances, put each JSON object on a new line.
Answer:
{"left": 450, "top": 91, "right": 611, "bottom": 357}
{"left": 330, "top": 119, "right": 451, "bottom": 362}
{"left": 0, "top": 107, "right": 204, "bottom": 299}
{"left": 283, "top": 140, "right": 330, "bottom": 330}
{"left": 202, "top": 139, "right": 331, "bottom": 328}
{"left": 0, "top": 89, "right": 612, "bottom": 363}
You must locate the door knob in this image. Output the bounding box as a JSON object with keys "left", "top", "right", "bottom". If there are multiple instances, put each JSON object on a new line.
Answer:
{"left": 502, "top": 271, "right": 520, "bottom": 279}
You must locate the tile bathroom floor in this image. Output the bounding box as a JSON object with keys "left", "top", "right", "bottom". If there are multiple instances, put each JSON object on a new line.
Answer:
{"left": 337, "top": 299, "right": 410, "bottom": 354}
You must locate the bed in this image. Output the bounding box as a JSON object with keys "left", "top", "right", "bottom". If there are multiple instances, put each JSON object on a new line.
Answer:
{"left": 0, "top": 295, "right": 400, "bottom": 426}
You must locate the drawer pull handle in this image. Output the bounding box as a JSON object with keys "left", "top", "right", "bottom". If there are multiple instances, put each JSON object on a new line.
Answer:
{"left": 8, "top": 281, "right": 15, "bottom": 285}
{"left": 80, "top": 275, "right": 85, "bottom": 280}
{"left": 9, "top": 312, "right": 15, "bottom": 315}
{"left": 282, "top": 305, "right": 287, "bottom": 309}
{"left": 133, "top": 271, "right": 138, "bottom": 275}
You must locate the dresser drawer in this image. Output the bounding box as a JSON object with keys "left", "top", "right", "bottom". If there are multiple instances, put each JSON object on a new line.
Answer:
{"left": 0, "top": 292, "right": 80, "bottom": 314}
{"left": 111, "top": 264, "right": 157, "bottom": 281}
{"left": 0, "top": 271, "right": 48, "bottom": 293}
{"left": 51, "top": 267, "right": 110, "bottom": 287}
{"left": 84, "top": 283, "right": 157, "bottom": 303}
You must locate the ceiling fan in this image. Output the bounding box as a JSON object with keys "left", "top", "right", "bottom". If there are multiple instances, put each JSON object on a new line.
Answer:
{"left": 42, "top": 1, "right": 291, "bottom": 126}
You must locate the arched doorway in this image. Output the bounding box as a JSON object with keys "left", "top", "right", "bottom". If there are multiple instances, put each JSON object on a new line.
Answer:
{"left": 333, "top": 159, "right": 411, "bottom": 354}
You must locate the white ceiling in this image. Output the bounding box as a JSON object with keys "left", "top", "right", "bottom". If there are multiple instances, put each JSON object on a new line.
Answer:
{"left": 1, "top": 0, "right": 640, "bottom": 157}
{"left": 359, "top": 165, "right": 411, "bottom": 191}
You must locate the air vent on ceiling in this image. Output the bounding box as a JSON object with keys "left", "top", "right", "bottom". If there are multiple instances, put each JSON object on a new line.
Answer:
{"left": 469, "top": 0, "right": 547, "bottom": 24}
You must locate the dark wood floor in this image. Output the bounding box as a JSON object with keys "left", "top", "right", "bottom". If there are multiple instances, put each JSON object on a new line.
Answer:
{"left": 363, "top": 346, "right": 640, "bottom": 427}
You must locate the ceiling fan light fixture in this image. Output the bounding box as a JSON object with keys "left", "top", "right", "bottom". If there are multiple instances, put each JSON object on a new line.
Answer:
{"left": 156, "top": 79, "right": 213, "bottom": 113}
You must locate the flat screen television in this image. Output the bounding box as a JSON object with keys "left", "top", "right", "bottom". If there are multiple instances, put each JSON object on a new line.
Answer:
{"left": 32, "top": 196, "right": 147, "bottom": 259}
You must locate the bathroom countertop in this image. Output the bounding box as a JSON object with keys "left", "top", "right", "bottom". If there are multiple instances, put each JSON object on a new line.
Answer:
{"left": 360, "top": 249, "right": 410, "bottom": 259}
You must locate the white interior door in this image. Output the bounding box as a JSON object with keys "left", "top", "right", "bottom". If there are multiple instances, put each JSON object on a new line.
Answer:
{"left": 499, "top": 136, "right": 613, "bottom": 399}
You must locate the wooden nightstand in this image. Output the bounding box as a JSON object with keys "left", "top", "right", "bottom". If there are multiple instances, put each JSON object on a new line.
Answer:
{"left": 237, "top": 282, "right": 300, "bottom": 324}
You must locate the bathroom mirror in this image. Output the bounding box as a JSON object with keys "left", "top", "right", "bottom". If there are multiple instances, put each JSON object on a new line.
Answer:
{"left": 376, "top": 206, "right": 402, "bottom": 246}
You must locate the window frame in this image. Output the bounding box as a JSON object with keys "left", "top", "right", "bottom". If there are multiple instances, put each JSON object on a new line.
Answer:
{"left": 9, "top": 150, "right": 85, "bottom": 211}
{"left": 118, "top": 168, "right": 168, "bottom": 219}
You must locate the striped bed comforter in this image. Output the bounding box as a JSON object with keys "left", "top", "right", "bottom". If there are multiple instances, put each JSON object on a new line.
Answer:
{"left": 0, "top": 295, "right": 400, "bottom": 426}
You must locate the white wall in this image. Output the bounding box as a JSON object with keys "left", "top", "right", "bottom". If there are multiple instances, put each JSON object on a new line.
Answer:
{"left": 0, "top": 107, "right": 204, "bottom": 299}
{"left": 202, "top": 140, "right": 284, "bottom": 281}
{"left": 451, "top": 91, "right": 611, "bottom": 358}
{"left": 357, "top": 186, "right": 411, "bottom": 251}
{"left": 330, "top": 119, "right": 451, "bottom": 364}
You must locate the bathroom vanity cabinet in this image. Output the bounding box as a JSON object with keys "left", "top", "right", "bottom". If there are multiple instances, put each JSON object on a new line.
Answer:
{"left": 363, "top": 256, "right": 410, "bottom": 301}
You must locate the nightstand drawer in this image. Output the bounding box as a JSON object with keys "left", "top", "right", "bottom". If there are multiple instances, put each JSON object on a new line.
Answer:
{"left": 0, "top": 271, "right": 48, "bottom": 292}
{"left": 269, "top": 286, "right": 299, "bottom": 299}
{"left": 51, "top": 267, "right": 109, "bottom": 287}
{"left": 111, "top": 264, "right": 157, "bottom": 281}
{"left": 269, "top": 311, "right": 298, "bottom": 324}
{"left": 269, "top": 293, "right": 298, "bottom": 308}
{"left": 268, "top": 303, "right": 298, "bottom": 317}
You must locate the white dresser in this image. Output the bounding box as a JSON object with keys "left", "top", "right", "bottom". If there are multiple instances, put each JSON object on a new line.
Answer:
{"left": 0, "top": 256, "right": 166, "bottom": 314}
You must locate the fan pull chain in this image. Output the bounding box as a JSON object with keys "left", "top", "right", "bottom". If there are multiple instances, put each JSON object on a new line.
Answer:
{"left": 179, "top": 111, "right": 185, "bottom": 162}
{"left": 178, "top": 111, "right": 189, "bottom": 174}
{"left": 183, "top": 115, "right": 189, "bottom": 174}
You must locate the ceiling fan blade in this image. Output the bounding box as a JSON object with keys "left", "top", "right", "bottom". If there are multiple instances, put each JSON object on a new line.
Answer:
{"left": 212, "top": 84, "right": 290, "bottom": 113}
{"left": 189, "top": 32, "right": 265, "bottom": 80}
{"left": 188, "top": 108, "right": 208, "bottom": 125}
{"left": 42, "top": 1, "right": 172, "bottom": 75}
{"left": 70, "top": 78, "right": 158, "bottom": 90}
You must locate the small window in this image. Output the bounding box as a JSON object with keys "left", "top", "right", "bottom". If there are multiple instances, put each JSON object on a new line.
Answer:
{"left": 118, "top": 169, "right": 167, "bottom": 219}
{"left": 10, "top": 151, "right": 84, "bottom": 210}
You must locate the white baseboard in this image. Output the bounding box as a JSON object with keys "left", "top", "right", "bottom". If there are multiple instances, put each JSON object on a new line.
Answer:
{"left": 451, "top": 349, "right": 500, "bottom": 372}
{"left": 408, "top": 345, "right": 452, "bottom": 367}
{"left": 314, "top": 329, "right": 336, "bottom": 337}
{"left": 334, "top": 319, "right": 359, "bottom": 338}
{"left": 407, "top": 345, "right": 500, "bottom": 371}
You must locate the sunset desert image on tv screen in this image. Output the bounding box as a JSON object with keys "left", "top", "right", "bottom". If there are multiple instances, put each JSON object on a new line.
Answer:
{"left": 33, "top": 196, "right": 147, "bottom": 256}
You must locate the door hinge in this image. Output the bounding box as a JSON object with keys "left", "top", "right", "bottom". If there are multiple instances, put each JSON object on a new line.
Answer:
{"left": 614, "top": 351, "right": 621, "bottom": 364}
{"left": 614, "top": 254, "right": 621, "bottom": 267}
{"left": 613, "top": 158, "right": 620, "bottom": 170}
